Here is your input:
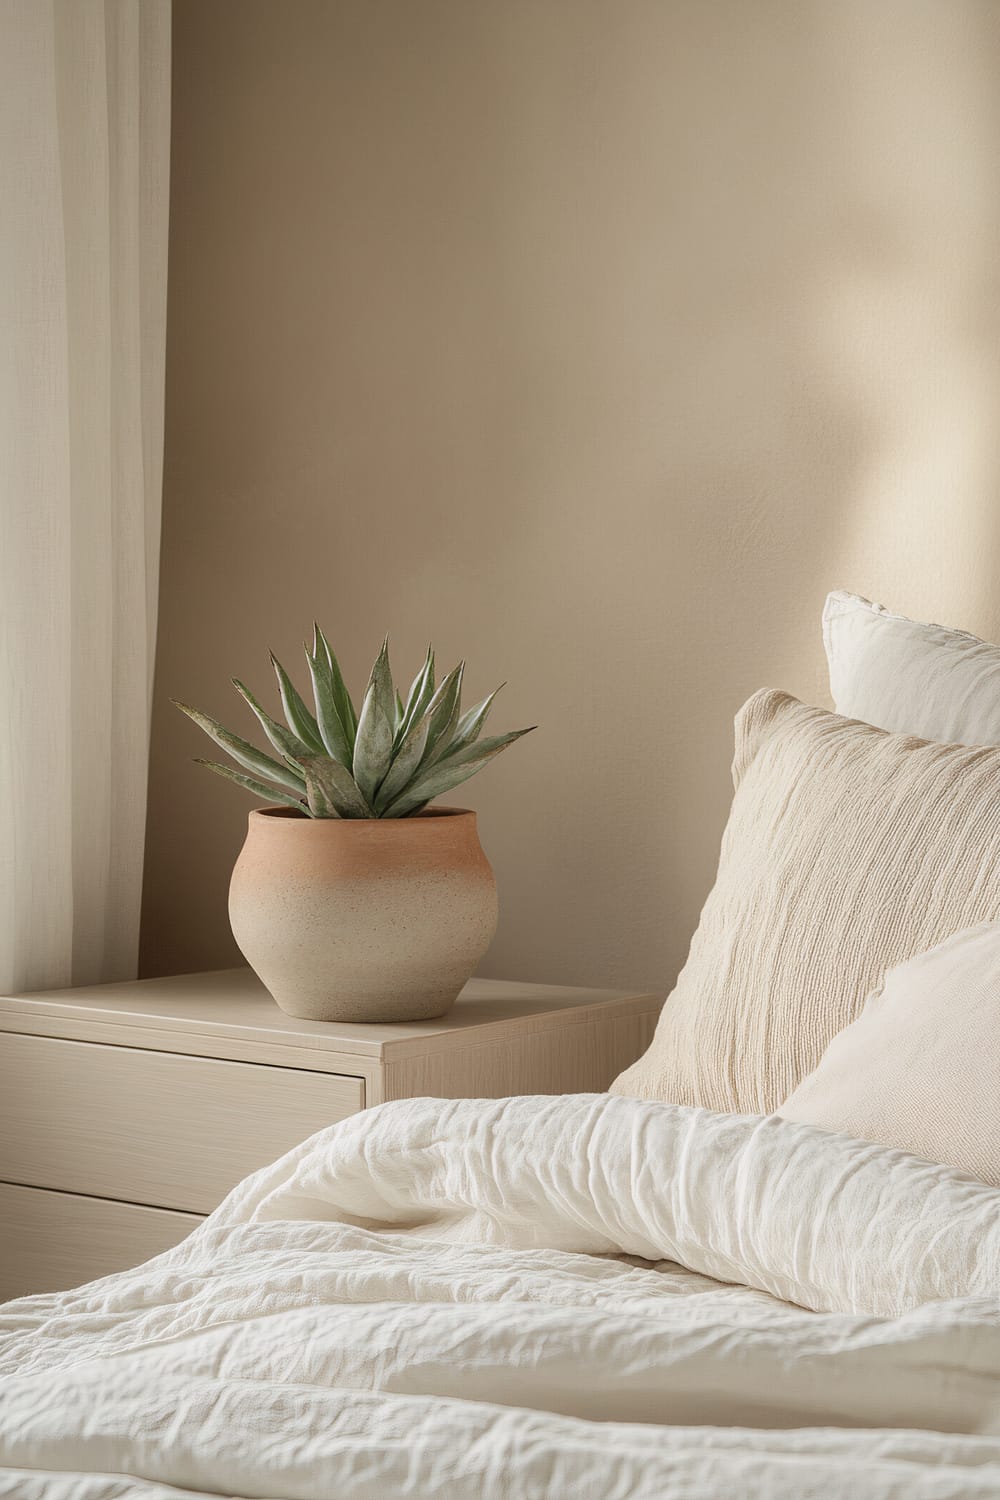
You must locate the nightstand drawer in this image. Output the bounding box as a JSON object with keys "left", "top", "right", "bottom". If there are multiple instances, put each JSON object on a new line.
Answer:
{"left": 0, "top": 1182, "right": 200, "bottom": 1302}
{"left": 0, "top": 1033, "right": 364, "bottom": 1213}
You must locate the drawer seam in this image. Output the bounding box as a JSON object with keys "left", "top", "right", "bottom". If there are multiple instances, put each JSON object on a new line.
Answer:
{"left": 0, "top": 1177, "right": 205, "bottom": 1219}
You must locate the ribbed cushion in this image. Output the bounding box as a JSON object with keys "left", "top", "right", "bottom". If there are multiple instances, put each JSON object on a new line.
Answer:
{"left": 611, "top": 689, "right": 1000, "bottom": 1114}
{"left": 779, "top": 922, "right": 1000, "bottom": 1186}
{"left": 824, "top": 590, "right": 1000, "bottom": 746}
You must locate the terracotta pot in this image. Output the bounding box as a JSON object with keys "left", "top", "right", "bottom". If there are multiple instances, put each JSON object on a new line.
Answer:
{"left": 228, "top": 805, "right": 498, "bottom": 1023}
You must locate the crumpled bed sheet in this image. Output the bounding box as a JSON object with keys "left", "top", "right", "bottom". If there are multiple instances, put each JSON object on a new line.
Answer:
{"left": 1, "top": 1093, "right": 999, "bottom": 1498}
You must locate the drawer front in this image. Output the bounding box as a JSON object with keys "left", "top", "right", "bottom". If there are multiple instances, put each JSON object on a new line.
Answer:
{"left": 0, "top": 1181, "right": 200, "bottom": 1302}
{"left": 0, "top": 1033, "right": 364, "bottom": 1213}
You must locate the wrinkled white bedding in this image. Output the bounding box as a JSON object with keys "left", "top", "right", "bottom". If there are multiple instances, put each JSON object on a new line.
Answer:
{"left": 2, "top": 1093, "right": 1000, "bottom": 1498}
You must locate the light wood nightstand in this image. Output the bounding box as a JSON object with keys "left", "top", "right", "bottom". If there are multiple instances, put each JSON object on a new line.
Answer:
{"left": 0, "top": 968, "right": 660, "bottom": 1301}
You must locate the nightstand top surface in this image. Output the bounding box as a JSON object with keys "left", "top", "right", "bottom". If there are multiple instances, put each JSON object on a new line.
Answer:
{"left": 0, "top": 968, "right": 661, "bottom": 1061}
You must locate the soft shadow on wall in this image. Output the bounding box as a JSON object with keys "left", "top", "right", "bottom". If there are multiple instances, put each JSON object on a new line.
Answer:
{"left": 140, "top": 0, "right": 1000, "bottom": 989}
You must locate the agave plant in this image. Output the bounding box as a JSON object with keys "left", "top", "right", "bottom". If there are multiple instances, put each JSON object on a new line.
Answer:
{"left": 173, "top": 629, "right": 535, "bottom": 819}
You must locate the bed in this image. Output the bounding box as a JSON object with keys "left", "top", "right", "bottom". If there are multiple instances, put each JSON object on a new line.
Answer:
{"left": 1, "top": 1091, "right": 999, "bottom": 1498}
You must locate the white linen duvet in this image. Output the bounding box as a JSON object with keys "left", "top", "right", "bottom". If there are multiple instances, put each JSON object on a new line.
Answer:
{"left": 2, "top": 1093, "right": 1000, "bottom": 1498}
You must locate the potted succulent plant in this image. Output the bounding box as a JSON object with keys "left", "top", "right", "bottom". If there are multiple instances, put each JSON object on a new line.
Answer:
{"left": 175, "top": 629, "right": 534, "bottom": 1023}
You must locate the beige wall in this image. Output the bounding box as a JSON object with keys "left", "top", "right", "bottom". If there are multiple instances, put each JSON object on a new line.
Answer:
{"left": 141, "top": 0, "right": 1000, "bottom": 989}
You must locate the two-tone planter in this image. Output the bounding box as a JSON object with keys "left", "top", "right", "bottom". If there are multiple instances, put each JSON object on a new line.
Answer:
{"left": 228, "top": 806, "right": 497, "bottom": 1022}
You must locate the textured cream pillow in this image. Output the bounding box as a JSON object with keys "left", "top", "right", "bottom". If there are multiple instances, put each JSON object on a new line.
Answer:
{"left": 778, "top": 922, "right": 1000, "bottom": 1187}
{"left": 824, "top": 589, "right": 1000, "bottom": 746}
{"left": 611, "top": 689, "right": 1000, "bottom": 1114}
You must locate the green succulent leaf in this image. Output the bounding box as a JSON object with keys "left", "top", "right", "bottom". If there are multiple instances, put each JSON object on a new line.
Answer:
{"left": 299, "top": 755, "right": 372, "bottom": 818}
{"left": 173, "top": 700, "right": 306, "bottom": 792}
{"left": 314, "top": 624, "right": 357, "bottom": 738}
{"left": 192, "top": 759, "right": 308, "bottom": 812}
{"left": 381, "top": 725, "right": 535, "bottom": 817}
{"left": 370, "top": 638, "right": 396, "bottom": 725}
{"left": 419, "top": 662, "right": 465, "bottom": 765}
{"left": 269, "top": 653, "right": 325, "bottom": 753}
{"left": 372, "top": 712, "right": 430, "bottom": 812}
{"left": 306, "top": 644, "right": 354, "bottom": 768}
{"left": 231, "top": 679, "right": 313, "bottom": 765}
{"left": 395, "top": 646, "right": 435, "bottom": 747}
{"left": 445, "top": 684, "right": 504, "bottom": 757}
{"left": 301, "top": 778, "right": 341, "bottom": 818}
{"left": 352, "top": 674, "right": 395, "bottom": 805}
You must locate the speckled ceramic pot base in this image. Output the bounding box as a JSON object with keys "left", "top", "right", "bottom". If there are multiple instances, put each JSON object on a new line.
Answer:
{"left": 228, "top": 806, "right": 498, "bottom": 1022}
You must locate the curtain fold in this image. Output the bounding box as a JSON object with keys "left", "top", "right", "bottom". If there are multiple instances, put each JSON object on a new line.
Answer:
{"left": 0, "top": 0, "right": 170, "bottom": 992}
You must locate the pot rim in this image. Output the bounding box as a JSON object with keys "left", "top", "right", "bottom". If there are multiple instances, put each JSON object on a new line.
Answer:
{"left": 248, "top": 804, "right": 475, "bottom": 826}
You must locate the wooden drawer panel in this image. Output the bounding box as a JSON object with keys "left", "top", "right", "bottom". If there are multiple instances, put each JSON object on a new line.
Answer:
{"left": 0, "top": 1033, "right": 364, "bottom": 1213}
{"left": 0, "top": 1182, "right": 200, "bottom": 1303}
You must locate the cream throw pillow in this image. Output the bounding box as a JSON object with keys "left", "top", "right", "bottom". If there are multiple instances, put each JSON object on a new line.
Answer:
{"left": 824, "top": 589, "right": 1000, "bottom": 746}
{"left": 611, "top": 689, "right": 1000, "bottom": 1114}
{"left": 778, "top": 922, "right": 1000, "bottom": 1187}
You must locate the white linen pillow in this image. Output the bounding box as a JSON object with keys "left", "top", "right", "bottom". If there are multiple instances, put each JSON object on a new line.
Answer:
{"left": 610, "top": 688, "right": 1000, "bottom": 1114}
{"left": 824, "top": 589, "right": 1000, "bottom": 745}
{"left": 778, "top": 922, "right": 1000, "bottom": 1187}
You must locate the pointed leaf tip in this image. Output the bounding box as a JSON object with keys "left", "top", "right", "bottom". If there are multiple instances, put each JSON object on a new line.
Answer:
{"left": 175, "top": 698, "right": 307, "bottom": 792}
{"left": 270, "top": 650, "right": 325, "bottom": 753}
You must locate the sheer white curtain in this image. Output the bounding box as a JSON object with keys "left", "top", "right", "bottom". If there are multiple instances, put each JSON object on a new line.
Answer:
{"left": 0, "top": 0, "right": 170, "bottom": 991}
